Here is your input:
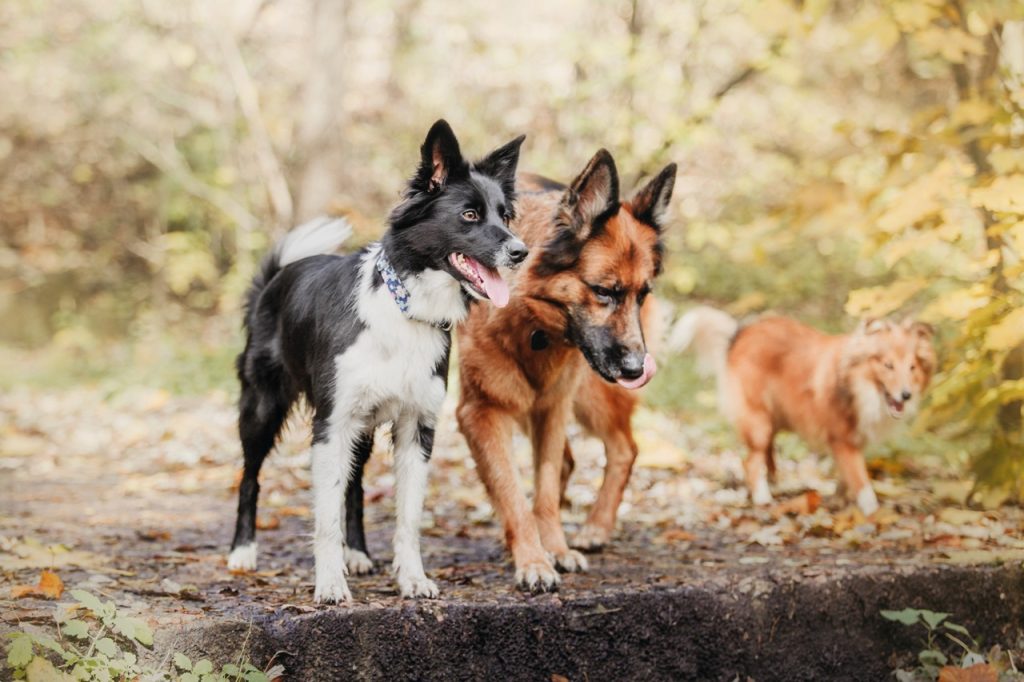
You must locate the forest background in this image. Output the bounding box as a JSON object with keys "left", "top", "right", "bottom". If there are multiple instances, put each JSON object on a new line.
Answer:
{"left": 2, "top": 0, "right": 1023, "bottom": 497}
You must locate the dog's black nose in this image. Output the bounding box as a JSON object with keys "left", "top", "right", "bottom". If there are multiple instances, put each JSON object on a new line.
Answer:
{"left": 507, "top": 240, "right": 529, "bottom": 265}
{"left": 619, "top": 352, "right": 645, "bottom": 380}
{"left": 900, "top": 389, "right": 912, "bottom": 401}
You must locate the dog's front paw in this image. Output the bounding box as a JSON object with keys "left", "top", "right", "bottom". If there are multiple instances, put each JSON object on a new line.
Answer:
{"left": 751, "top": 478, "right": 774, "bottom": 506}
{"left": 314, "top": 577, "right": 352, "bottom": 604}
{"left": 515, "top": 559, "right": 560, "bottom": 593}
{"left": 856, "top": 485, "right": 879, "bottom": 516}
{"left": 345, "top": 548, "right": 375, "bottom": 576}
{"left": 397, "top": 575, "right": 440, "bottom": 599}
{"left": 227, "top": 542, "right": 258, "bottom": 572}
{"left": 552, "top": 549, "right": 588, "bottom": 573}
{"left": 572, "top": 525, "right": 610, "bottom": 552}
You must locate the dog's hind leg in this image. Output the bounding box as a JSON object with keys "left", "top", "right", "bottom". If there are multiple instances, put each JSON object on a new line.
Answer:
{"left": 312, "top": 415, "right": 360, "bottom": 604}
{"left": 344, "top": 432, "right": 375, "bottom": 575}
{"left": 559, "top": 442, "right": 575, "bottom": 508}
{"left": 229, "top": 381, "right": 288, "bottom": 571}
{"left": 739, "top": 411, "right": 775, "bottom": 507}
{"left": 390, "top": 413, "right": 439, "bottom": 598}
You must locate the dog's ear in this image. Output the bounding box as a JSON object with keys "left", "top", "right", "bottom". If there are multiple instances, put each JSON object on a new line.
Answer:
{"left": 630, "top": 163, "right": 677, "bottom": 230}
{"left": 415, "top": 120, "right": 468, "bottom": 193}
{"left": 476, "top": 134, "right": 526, "bottom": 197}
{"left": 903, "top": 318, "right": 934, "bottom": 340}
{"left": 857, "top": 318, "right": 891, "bottom": 335}
{"left": 557, "top": 149, "right": 619, "bottom": 239}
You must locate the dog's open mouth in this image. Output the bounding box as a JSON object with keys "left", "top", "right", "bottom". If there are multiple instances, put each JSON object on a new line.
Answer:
{"left": 449, "top": 253, "right": 509, "bottom": 307}
{"left": 884, "top": 391, "right": 906, "bottom": 418}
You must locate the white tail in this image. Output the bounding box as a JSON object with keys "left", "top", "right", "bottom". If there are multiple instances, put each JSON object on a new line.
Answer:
{"left": 670, "top": 306, "right": 740, "bottom": 419}
{"left": 277, "top": 216, "right": 352, "bottom": 267}
{"left": 669, "top": 306, "right": 738, "bottom": 378}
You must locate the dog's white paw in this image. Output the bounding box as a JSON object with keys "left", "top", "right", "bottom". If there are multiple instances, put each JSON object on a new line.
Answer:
{"left": 572, "top": 525, "right": 610, "bottom": 552}
{"left": 345, "top": 548, "right": 374, "bottom": 576}
{"left": 227, "top": 542, "right": 258, "bottom": 572}
{"left": 857, "top": 485, "right": 879, "bottom": 516}
{"left": 515, "top": 559, "right": 560, "bottom": 593}
{"left": 397, "top": 574, "right": 439, "bottom": 599}
{"left": 552, "top": 549, "right": 588, "bottom": 573}
{"left": 751, "top": 478, "right": 774, "bottom": 506}
{"left": 314, "top": 576, "right": 352, "bottom": 604}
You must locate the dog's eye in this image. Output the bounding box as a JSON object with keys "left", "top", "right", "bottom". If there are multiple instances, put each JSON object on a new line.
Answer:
{"left": 884, "top": 361, "right": 894, "bottom": 370}
{"left": 462, "top": 210, "right": 480, "bottom": 222}
{"left": 638, "top": 286, "right": 651, "bottom": 304}
{"left": 590, "top": 285, "right": 615, "bottom": 303}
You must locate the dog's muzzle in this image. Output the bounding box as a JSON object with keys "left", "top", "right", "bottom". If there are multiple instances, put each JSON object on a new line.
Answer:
{"left": 501, "top": 239, "right": 529, "bottom": 267}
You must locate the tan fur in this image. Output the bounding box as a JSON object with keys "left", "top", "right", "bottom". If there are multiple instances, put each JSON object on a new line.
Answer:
{"left": 457, "top": 179, "right": 663, "bottom": 588}
{"left": 677, "top": 309, "right": 935, "bottom": 514}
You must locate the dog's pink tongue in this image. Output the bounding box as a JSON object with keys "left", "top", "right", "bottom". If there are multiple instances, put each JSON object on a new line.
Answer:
{"left": 616, "top": 353, "right": 657, "bottom": 390}
{"left": 478, "top": 264, "right": 509, "bottom": 308}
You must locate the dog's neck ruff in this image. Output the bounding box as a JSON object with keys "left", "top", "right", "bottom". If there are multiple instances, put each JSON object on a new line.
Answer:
{"left": 375, "top": 249, "right": 452, "bottom": 331}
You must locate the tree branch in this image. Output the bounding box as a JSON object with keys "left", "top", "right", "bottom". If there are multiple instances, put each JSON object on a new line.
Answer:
{"left": 218, "top": 31, "right": 294, "bottom": 227}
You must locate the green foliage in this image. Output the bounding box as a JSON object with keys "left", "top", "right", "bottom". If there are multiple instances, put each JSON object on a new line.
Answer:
{"left": 881, "top": 608, "right": 994, "bottom": 680}
{"left": 3, "top": 589, "right": 280, "bottom": 682}
{"left": 824, "top": 1, "right": 1024, "bottom": 493}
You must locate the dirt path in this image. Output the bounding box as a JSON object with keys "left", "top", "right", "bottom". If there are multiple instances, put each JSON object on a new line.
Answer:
{"left": 2, "top": 387, "right": 1023, "bottom": 678}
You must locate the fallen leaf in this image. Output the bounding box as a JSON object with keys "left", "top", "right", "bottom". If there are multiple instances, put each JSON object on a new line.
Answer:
{"left": 276, "top": 506, "right": 310, "bottom": 517}
{"left": 0, "top": 537, "right": 104, "bottom": 571}
{"left": 832, "top": 508, "right": 867, "bottom": 536}
{"left": 867, "top": 458, "right": 906, "bottom": 477}
{"left": 938, "top": 662, "right": 997, "bottom": 682}
{"left": 940, "top": 549, "right": 1024, "bottom": 565}
{"left": 929, "top": 535, "right": 963, "bottom": 548}
{"left": 871, "top": 507, "right": 901, "bottom": 527}
{"left": 655, "top": 529, "right": 696, "bottom": 544}
{"left": 10, "top": 570, "right": 64, "bottom": 600}
{"left": 137, "top": 530, "right": 172, "bottom": 542}
{"left": 938, "top": 508, "right": 987, "bottom": 526}
{"left": 256, "top": 515, "right": 280, "bottom": 531}
{"left": 772, "top": 491, "right": 821, "bottom": 517}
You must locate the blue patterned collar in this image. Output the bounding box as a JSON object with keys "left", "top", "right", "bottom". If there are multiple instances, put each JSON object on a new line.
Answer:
{"left": 375, "top": 248, "right": 452, "bottom": 331}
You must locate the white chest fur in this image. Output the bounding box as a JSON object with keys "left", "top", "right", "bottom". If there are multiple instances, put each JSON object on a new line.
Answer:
{"left": 330, "top": 251, "right": 454, "bottom": 424}
{"left": 851, "top": 378, "right": 896, "bottom": 445}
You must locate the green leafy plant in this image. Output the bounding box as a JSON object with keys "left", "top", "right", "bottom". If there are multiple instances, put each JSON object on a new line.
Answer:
{"left": 4, "top": 589, "right": 281, "bottom": 682}
{"left": 881, "top": 607, "right": 1021, "bottom": 681}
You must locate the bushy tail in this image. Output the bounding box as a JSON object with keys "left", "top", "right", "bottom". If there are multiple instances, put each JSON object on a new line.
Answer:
{"left": 669, "top": 305, "right": 738, "bottom": 383}
{"left": 243, "top": 217, "right": 352, "bottom": 326}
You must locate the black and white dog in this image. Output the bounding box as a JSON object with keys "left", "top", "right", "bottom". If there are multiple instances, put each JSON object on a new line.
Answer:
{"left": 228, "top": 120, "right": 528, "bottom": 603}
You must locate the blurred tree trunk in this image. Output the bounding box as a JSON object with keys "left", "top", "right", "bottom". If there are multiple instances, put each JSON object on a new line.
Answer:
{"left": 386, "top": 0, "right": 421, "bottom": 101}
{"left": 294, "top": 0, "right": 350, "bottom": 223}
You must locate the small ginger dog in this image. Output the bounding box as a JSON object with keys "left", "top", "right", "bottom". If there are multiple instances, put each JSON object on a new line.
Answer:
{"left": 674, "top": 308, "right": 935, "bottom": 515}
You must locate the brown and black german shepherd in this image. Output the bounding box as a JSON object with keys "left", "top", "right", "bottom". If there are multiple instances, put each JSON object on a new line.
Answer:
{"left": 457, "top": 150, "right": 675, "bottom": 591}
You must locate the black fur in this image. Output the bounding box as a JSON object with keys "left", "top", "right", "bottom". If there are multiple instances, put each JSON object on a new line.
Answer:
{"left": 229, "top": 121, "right": 527, "bottom": 589}
{"left": 343, "top": 433, "right": 374, "bottom": 562}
